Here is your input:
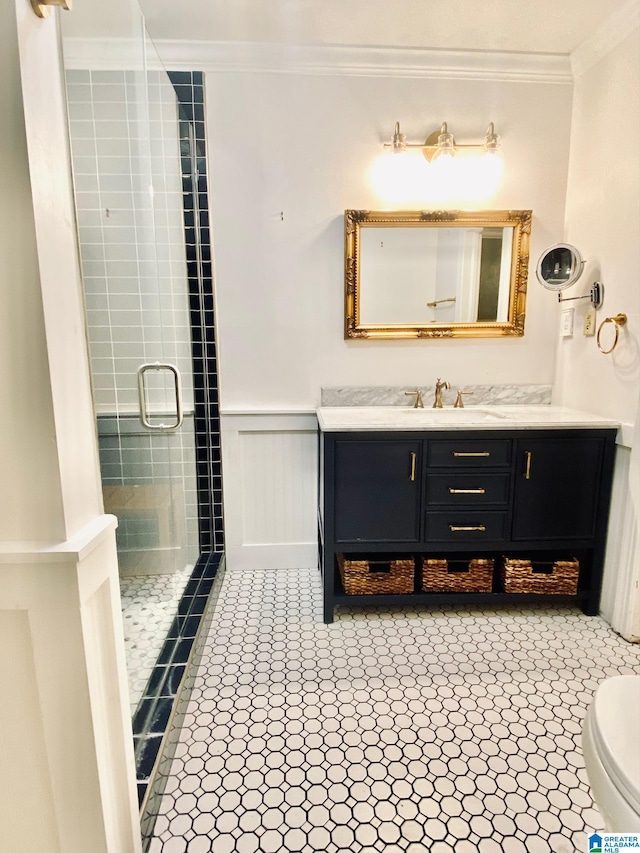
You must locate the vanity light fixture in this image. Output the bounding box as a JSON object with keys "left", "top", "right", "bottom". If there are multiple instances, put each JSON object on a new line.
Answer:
{"left": 373, "top": 121, "right": 504, "bottom": 202}
{"left": 385, "top": 121, "right": 503, "bottom": 164}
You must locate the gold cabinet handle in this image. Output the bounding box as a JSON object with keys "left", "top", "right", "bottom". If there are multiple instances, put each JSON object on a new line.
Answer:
{"left": 453, "top": 451, "right": 490, "bottom": 457}
{"left": 524, "top": 451, "right": 532, "bottom": 479}
{"left": 449, "top": 488, "right": 486, "bottom": 494}
{"left": 410, "top": 452, "right": 417, "bottom": 482}
{"left": 449, "top": 525, "right": 486, "bottom": 532}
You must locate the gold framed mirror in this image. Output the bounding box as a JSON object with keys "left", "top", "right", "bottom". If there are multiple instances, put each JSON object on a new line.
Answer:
{"left": 345, "top": 209, "right": 532, "bottom": 339}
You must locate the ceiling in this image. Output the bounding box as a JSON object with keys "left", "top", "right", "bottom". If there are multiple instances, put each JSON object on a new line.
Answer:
{"left": 67, "top": 0, "right": 631, "bottom": 55}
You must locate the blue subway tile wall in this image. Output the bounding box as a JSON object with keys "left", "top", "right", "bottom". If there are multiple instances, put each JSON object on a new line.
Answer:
{"left": 169, "top": 71, "right": 224, "bottom": 554}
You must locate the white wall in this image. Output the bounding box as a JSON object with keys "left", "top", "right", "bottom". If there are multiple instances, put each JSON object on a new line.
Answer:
{"left": 205, "top": 64, "right": 574, "bottom": 408}
{"left": 183, "top": 50, "right": 573, "bottom": 567}
{"left": 555, "top": 25, "right": 640, "bottom": 639}
{"left": 555, "top": 31, "right": 639, "bottom": 425}
{"left": 0, "top": 2, "right": 142, "bottom": 849}
{"left": 0, "top": 2, "right": 96, "bottom": 544}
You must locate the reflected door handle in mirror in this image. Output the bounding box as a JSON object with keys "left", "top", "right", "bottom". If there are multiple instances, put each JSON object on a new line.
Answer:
{"left": 426, "top": 297, "right": 456, "bottom": 308}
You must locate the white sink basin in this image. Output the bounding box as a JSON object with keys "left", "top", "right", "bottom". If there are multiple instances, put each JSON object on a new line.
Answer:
{"left": 401, "top": 407, "right": 507, "bottom": 421}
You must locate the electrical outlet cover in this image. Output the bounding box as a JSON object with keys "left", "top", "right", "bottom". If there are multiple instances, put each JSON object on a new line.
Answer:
{"left": 561, "top": 308, "right": 574, "bottom": 337}
{"left": 584, "top": 307, "right": 596, "bottom": 336}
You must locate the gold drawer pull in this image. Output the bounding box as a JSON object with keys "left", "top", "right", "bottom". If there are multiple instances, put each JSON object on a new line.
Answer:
{"left": 453, "top": 451, "right": 490, "bottom": 457}
{"left": 449, "top": 525, "right": 486, "bottom": 532}
{"left": 410, "top": 452, "right": 417, "bottom": 482}
{"left": 449, "top": 488, "right": 486, "bottom": 494}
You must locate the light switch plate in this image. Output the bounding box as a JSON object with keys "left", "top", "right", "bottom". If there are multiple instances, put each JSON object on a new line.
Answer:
{"left": 561, "top": 308, "right": 574, "bottom": 337}
{"left": 584, "top": 306, "right": 596, "bottom": 336}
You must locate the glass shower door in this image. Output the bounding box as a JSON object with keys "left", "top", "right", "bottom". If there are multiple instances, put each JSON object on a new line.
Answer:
{"left": 61, "top": 2, "right": 200, "bottom": 713}
{"left": 103, "top": 34, "right": 197, "bottom": 575}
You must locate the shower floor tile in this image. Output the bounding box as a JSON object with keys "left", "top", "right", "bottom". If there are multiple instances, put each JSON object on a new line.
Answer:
{"left": 148, "top": 567, "right": 640, "bottom": 852}
{"left": 120, "top": 567, "right": 192, "bottom": 713}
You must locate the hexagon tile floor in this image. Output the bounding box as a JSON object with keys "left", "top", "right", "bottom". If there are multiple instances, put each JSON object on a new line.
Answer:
{"left": 120, "top": 567, "right": 192, "bottom": 713}
{"left": 148, "top": 567, "right": 640, "bottom": 853}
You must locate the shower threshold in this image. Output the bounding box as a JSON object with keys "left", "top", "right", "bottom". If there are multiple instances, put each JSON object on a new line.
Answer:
{"left": 130, "top": 552, "right": 225, "bottom": 827}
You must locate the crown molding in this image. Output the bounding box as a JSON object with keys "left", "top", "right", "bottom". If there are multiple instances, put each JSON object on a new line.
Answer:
{"left": 63, "top": 38, "right": 573, "bottom": 84}
{"left": 571, "top": 0, "right": 640, "bottom": 77}
{"left": 63, "top": 38, "right": 165, "bottom": 71}
{"left": 158, "top": 41, "right": 573, "bottom": 83}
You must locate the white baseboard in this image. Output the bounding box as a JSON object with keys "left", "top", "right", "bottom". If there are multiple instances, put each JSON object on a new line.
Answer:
{"left": 225, "top": 543, "right": 317, "bottom": 571}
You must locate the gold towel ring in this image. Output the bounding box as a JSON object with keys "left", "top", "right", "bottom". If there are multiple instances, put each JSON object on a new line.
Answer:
{"left": 597, "top": 313, "right": 627, "bottom": 354}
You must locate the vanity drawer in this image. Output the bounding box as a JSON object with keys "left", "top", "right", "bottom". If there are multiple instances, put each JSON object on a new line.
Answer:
{"left": 426, "top": 473, "right": 510, "bottom": 506}
{"left": 424, "top": 511, "right": 508, "bottom": 542}
{"left": 428, "top": 438, "right": 512, "bottom": 468}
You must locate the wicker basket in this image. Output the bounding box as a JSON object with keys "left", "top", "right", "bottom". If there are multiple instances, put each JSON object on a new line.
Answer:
{"left": 501, "top": 557, "right": 579, "bottom": 595}
{"left": 421, "top": 558, "right": 494, "bottom": 593}
{"left": 337, "top": 554, "right": 414, "bottom": 595}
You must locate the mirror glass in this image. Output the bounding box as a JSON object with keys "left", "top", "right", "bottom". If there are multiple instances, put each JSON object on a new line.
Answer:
{"left": 345, "top": 210, "right": 531, "bottom": 339}
{"left": 536, "top": 243, "right": 584, "bottom": 291}
{"left": 360, "top": 226, "right": 513, "bottom": 325}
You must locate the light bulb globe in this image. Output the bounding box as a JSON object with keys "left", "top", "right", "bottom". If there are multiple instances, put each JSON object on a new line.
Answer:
{"left": 371, "top": 151, "right": 429, "bottom": 203}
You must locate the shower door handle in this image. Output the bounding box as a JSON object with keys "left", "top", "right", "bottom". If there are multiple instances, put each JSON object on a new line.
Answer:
{"left": 137, "top": 362, "right": 184, "bottom": 431}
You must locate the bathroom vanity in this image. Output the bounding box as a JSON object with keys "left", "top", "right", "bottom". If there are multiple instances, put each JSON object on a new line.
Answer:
{"left": 318, "top": 406, "right": 618, "bottom": 623}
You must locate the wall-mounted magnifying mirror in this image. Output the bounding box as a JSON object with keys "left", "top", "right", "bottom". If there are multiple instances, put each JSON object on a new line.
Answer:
{"left": 536, "top": 243, "right": 584, "bottom": 291}
{"left": 536, "top": 243, "right": 604, "bottom": 307}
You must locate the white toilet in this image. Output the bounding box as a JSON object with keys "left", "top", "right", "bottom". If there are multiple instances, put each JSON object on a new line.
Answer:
{"left": 582, "top": 675, "right": 640, "bottom": 831}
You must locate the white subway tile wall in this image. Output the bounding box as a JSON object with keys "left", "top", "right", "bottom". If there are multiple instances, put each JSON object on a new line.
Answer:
{"left": 67, "top": 68, "right": 199, "bottom": 562}
{"left": 67, "top": 68, "right": 193, "bottom": 415}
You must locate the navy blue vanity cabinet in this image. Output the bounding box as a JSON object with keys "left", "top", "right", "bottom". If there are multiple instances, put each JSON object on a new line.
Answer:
{"left": 333, "top": 438, "right": 422, "bottom": 543}
{"left": 423, "top": 437, "right": 512, "bottom": 546}
{"left": 512, "top": 436, "right": 604, "bottom": 541}
{"left": 320, "top": 428, "right": 616, "bottom": 623}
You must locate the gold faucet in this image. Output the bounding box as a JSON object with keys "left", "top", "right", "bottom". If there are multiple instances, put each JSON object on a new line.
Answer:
{"left": 433, "top": 378, "right": 450, "bottom": 408}
{"left": 405, "top": 389, "right": 424, "bottom": 408}
{"left": 454, "top": 390, "right": 474, "bottom": 408}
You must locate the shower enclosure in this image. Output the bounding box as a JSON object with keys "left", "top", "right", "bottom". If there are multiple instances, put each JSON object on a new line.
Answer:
{"left": 60, "top": 0, "right": 222, "bottom": 813}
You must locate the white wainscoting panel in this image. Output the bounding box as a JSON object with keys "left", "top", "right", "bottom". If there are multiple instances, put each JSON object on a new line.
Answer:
{"left": 602, "top": 431, "right": 640, "bottom": 642}
{"left": 0, "top": 518, "right": 142, "bottom": 853}
{"left": 221, "top": 411, "right": 318, "bottom": 570}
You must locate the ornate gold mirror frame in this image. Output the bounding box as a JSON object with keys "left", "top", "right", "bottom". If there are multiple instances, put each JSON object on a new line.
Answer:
{"left": 345, "top": 209, "right": 532, "bottom": 339}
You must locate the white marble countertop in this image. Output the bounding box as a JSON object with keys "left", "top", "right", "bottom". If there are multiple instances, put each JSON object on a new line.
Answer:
{"left": 317, "top": 405, "right": 620, "bottom": 432}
